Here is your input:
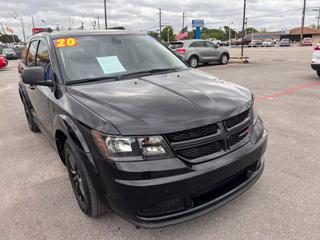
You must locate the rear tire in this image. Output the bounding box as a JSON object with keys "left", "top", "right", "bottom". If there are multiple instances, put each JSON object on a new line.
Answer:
{"left": 64, "top": 139, "right": 108, "bottom": 217}
{"left": 219, "top": 53, "right": 229, "bottom": 65}
{"left": 21, "top": 96, "right": 40, "bottom": 133}
{"left": 188, "top": 56, "right": 199, "bottom": 68}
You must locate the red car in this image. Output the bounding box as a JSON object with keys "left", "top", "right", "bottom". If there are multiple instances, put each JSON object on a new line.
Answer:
{"left": 0, "top": 55, "right": 8, "bottom": 69}
{"left": 301, "top": 38, "right": 313, "bottom": 46}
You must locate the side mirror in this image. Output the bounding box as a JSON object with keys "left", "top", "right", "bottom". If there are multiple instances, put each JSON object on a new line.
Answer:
{"left": 22, "top": 67, "right": 53, "bottom": 87}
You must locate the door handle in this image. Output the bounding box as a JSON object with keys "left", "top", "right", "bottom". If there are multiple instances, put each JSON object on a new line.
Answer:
{"left": 29, "top": 85, "right": 35, "bottom": 90}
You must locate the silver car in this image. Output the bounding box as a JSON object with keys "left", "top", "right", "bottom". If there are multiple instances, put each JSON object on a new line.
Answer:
{"left": 169, "top": 40, "right": 230, "bottom": 68}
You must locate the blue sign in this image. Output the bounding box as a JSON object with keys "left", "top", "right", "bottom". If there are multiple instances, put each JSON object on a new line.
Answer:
{"left": 192, "top": 19, "right": 205, "bottom": 28}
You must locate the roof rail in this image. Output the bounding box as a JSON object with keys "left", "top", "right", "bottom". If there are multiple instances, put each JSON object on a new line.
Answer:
{"left": 32, "top": 28, "right": 53, "bottom": 35}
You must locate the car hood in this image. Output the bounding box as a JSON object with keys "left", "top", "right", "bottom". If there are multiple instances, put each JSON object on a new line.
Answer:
{"left": 67, "top": 69, "right": 252, "bottom": 135}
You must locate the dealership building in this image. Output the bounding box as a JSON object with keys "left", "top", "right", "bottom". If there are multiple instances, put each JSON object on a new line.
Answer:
{"left": 246, "top": 27, "right": 320, "bottom": 43}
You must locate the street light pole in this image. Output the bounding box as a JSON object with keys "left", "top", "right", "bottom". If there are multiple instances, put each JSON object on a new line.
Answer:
{"left": 182, "top": 12, "right": 185, "bottom": 30}
{"left": 104, "top": 0, "right": 108, "bottom": 29}
{"left": 159, "top": 8, "right": 162, "bottom": 39}
{"left": 9, "top": 12, "right": 26, "bottom": 43}
{"left": 241, "top": 0, "right": 247, "bottom": 59}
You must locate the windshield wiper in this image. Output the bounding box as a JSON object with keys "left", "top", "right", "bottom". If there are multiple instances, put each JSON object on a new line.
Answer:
{"left": 118, "top": 68, "right": 182, "bottom": 79}
{"left": 66, "top": 76, "right": 119, "bottom": 85}
{"left": 66, "top": 68, "right": 184, "bottom": 85}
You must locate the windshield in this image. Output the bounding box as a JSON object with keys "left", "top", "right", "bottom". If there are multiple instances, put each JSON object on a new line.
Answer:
{"left": 54, "top": 34, "right": 188, "bottom": 83}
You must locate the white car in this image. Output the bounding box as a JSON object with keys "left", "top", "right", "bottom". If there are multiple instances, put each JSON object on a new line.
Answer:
{"left": 312, "top": 44, "right": 320, "bottom": 77}
{"left": 262, "top": 39, "right": 274, "bottom": 47}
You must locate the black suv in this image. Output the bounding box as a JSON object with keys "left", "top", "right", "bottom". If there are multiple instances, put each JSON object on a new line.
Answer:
{"left": 18, "top": 30, "right": 267, "bottom": 228}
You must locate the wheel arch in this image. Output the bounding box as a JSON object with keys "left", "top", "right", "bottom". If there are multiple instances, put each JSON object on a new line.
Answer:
{"left": 54, "top": 114, "right": 92, "bottom": 166}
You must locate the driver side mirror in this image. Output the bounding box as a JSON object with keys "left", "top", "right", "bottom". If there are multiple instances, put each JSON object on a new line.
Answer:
{"left": 22, "top": 67, "right": 53, "bottom": 87}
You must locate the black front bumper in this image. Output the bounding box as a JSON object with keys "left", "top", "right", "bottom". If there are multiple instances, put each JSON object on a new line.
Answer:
{"left": 101, "top": 129, "right": 267, "bottom": 228}
{"left": 311, "top": 63, "right": 320, "bottom": 71}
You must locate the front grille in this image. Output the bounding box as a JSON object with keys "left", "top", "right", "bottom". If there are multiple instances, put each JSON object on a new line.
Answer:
{"left": 166, "top": 123, "right": 219, "bottom": 142}
{"left": 228, "top": 126, "right": 250, "bottom": 147}
{"left": 176, "top": 140, "right": 223, "bottom": 159}
{"left": 165, "top": 108, "right": 252, "bottom": 163}
{"left": 137, "top": 196, "right": 185, "bottom": 217}
{"left": 224, "top": 109, "right": 250, "bottom": 129}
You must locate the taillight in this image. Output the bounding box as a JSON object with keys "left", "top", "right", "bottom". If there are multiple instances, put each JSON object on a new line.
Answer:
{"left": 315, "top": 45, "right": 320, "bottom": 51}
{"left": 176, "top": 48, "right": 186, "bottom": 53}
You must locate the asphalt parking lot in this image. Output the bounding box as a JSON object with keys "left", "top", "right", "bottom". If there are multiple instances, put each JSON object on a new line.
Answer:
{"left": 0, "top": 46, "right": 320, "bottom": 240}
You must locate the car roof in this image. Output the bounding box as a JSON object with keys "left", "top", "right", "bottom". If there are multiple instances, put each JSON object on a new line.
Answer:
{"left": 30, "top": 30, "right": 144, "bottom": 40}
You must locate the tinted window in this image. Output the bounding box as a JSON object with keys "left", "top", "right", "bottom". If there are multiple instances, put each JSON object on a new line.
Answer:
{"left": 37, "top": 40, "right": 52, "bottom": 80}
{"left": 55, "top": 35, "right": 187, "bottom": 82}
{"left": 189, "top": 42, "right": 200, "bottom": 47}
{"left": 206, "top": 42, "right": 216, "bottom": 48}
{"left": 169, "top": 42, "right": 184, "bottom": 49}
{"left": 190, "top": 41, "right": 206, "bottom": 47}
{"left": 27, "top": 41, "right": 38, "bottom": 67}
{"left": 21, "top": 47, "right": 28, "bottom": 64}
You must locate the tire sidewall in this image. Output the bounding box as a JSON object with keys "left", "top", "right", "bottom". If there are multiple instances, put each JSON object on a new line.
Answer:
{"left": 220, "top": 53, "right": 229, "bottom": 65}
{"left": 64, "top": 140, "right": 93, "bottom": 216}
{"left": 188, "top": 56, "right": 198, "bottom": 68}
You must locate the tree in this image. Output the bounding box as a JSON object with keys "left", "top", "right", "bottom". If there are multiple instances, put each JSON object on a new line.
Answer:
{"left": 148, "top": 31, "right": 160, "bottom": 39}
{"left": 0, "top": 33, "right": 20, "bottom": 43}
{"left": 161, "top": 26, "right": 175, "bottom": 42}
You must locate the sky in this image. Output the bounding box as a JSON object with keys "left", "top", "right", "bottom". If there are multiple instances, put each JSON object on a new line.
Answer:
{"left": 0, "top": 0, "right": 319, "bottom": 41}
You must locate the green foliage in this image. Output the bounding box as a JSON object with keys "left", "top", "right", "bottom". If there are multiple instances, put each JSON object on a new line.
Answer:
{"left": 148, "top": 31, "right": 160, "bottom": 39}
{"left": 161, "top": 26, "right": 175, "bottom": 42}
{"left": 0, "top": 33, "right": 20, "bottom": 43}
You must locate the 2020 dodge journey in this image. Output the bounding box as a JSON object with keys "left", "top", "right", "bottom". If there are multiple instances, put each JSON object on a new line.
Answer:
{"left": 18, "top": 30, "right": 268, "bottom": 228}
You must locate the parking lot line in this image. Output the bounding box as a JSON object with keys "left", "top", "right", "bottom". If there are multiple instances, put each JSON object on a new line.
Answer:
{"left": 256, "top": 81, "right": 320, "bottom": 102}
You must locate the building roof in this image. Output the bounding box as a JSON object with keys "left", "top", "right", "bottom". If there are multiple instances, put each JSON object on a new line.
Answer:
{"left": 289, "top": 27, "right": 320, "bottom": 35}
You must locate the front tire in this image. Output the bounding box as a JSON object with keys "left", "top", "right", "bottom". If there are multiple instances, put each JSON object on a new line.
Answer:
{"left": 188, "top": 56, "right": 199, "bottom": 68}
{"left": 219, "top": 53, "right": 229, "bottom": 65}
{"left": 64, "top": 139, "right": 108, "bottom": 217}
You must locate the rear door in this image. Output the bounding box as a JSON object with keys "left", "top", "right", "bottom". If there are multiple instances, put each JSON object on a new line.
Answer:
{"left": 205, "top": 41, "right": 220, "bottom": 61}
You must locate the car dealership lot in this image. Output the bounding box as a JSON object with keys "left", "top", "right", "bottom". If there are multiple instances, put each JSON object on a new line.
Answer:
{"left": 0, "top": 46, "right": 319, "bottom": 239}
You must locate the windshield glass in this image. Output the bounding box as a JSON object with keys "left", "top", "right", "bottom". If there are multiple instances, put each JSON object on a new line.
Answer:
{"left": 54, "top": 34, "right": 187, "bottom": 83}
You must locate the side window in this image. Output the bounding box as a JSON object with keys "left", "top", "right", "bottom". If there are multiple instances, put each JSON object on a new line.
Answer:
{"left": 197, "top": 41, "right": 207, "bottom": 47}
{"left": 21, "top": 47, "right": 28, "bottom": 64}
{"left": 189, "top": 42, "right": 200, "bottom": 47}
{"left": 26, "top": 41, "right": 38, "bottom": 67}
{"left": 37, "top": 40, "right": 52, "bottom": 80}
{"left": 206, "top": 41, "right": 215, "bottom": 48}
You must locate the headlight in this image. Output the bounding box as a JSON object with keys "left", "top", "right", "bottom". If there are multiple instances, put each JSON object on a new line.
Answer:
{"left": 252, "top": 94, "right": 259, "bottom": 125}
{"left": 91, "top": 131, "right": 174, "bottom": 161}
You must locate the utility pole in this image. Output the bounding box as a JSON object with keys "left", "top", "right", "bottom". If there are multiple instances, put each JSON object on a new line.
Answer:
{"left": 241, "top": 0, "right": 247, "bottom": 60}
{"left": 182, "top": 12, "right": 185, "bottom": 30}
{"left": 300, "top": 0, "right": 307, "bottom": 44}
{"left": 314, "top": 8, "right": 320, "bottom": 30}
{"left": 32, "top": 16, "right": 35, "bottom": 28}
{"left": 245, "top": 17, "right": 248, "bottom": 35}
{"left": 9, "top": 12, "right": 26, "bottom": 43}
{"left": 104, "top": 0, "right": 108, "bottom": 29}
{"left": 159, "top": 8, "right": 162, "bottom": 40}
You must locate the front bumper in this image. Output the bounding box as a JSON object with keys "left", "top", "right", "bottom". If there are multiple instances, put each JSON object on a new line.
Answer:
{"left": 101, "top": 129, "right": 268, "bottom": 228}
{"left": 311, "top": 63, "right": 320, "bottom": 71}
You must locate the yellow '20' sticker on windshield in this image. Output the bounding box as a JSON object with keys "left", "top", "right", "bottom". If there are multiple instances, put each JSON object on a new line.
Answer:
{"left": 55, "top": 38, "right": 77, "bottom": 48}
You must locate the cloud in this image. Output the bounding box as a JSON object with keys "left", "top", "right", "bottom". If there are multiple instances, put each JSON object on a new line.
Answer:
{"left": 0, "top": 0, "right": 319, "bottom": 41}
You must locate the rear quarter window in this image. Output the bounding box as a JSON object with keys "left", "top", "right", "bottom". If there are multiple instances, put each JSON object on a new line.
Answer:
{"left": 169, "top": 42, "right": 184, "bottom": 49}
